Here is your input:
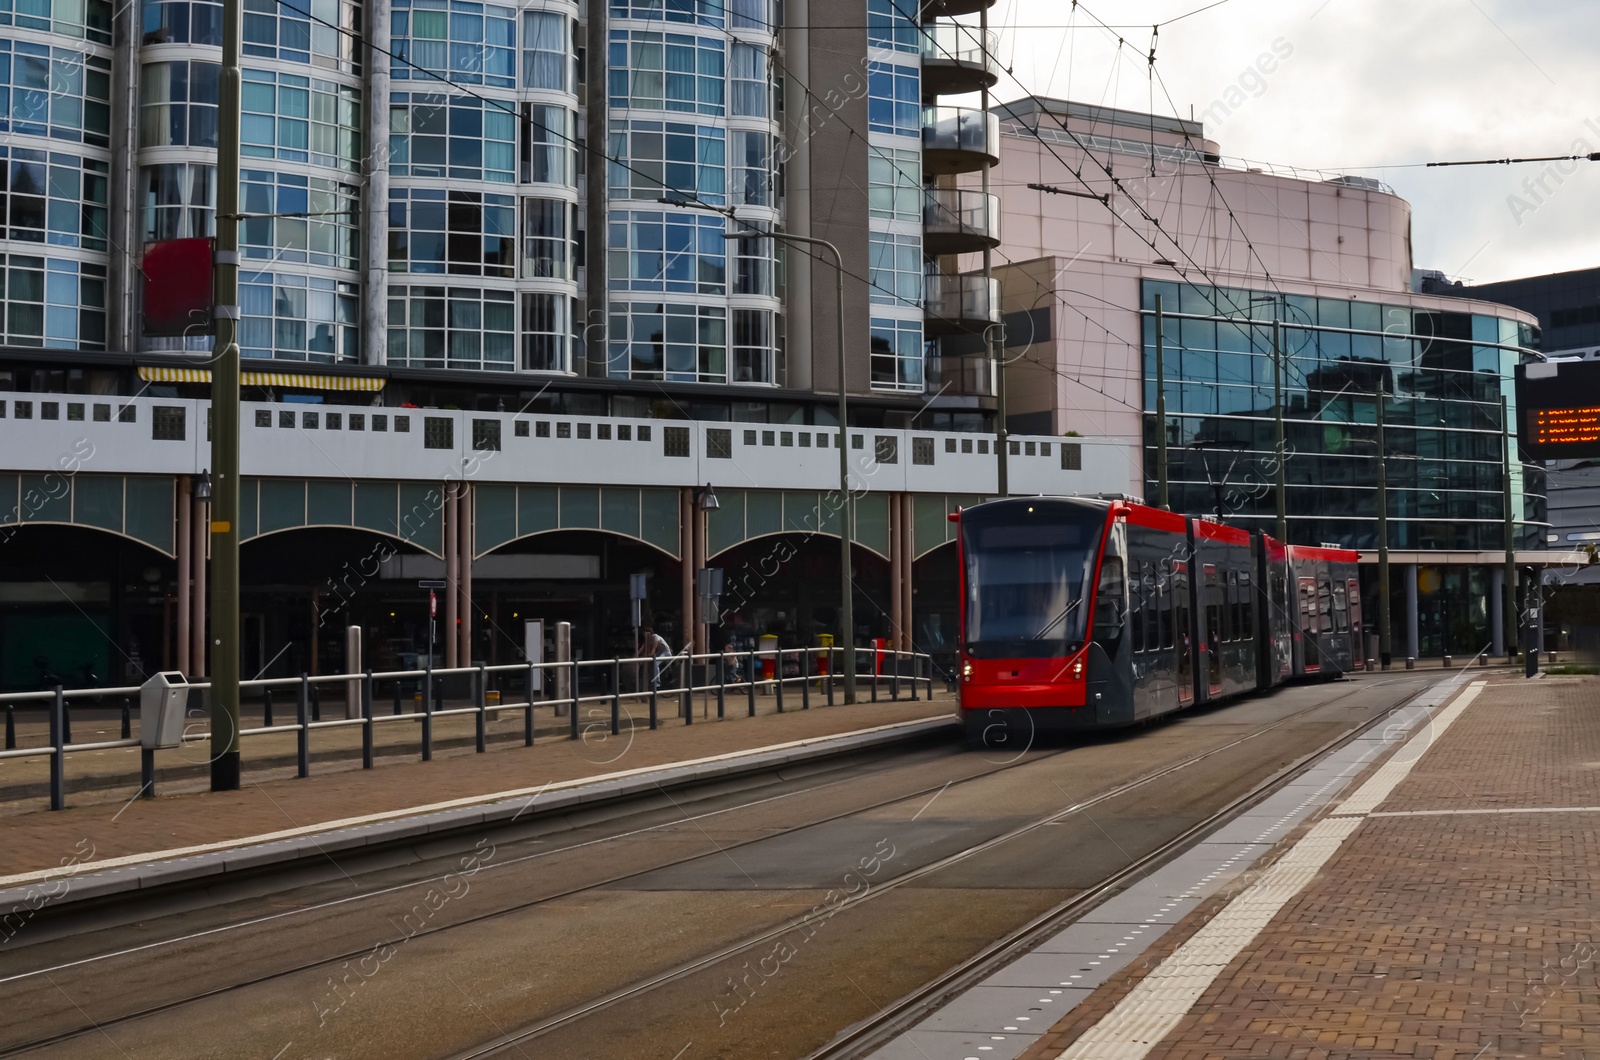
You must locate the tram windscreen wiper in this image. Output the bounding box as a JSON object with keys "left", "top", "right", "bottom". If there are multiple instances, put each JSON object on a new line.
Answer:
{"left": 1029, "top": 597, "right": 1082, "bottom": 640}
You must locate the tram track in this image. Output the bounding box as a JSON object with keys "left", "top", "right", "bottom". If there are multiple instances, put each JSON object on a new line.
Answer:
{"left": 451, "top": 675, "right": 1428, "bottom": 1058}
{"left": 0, "top": 675, "right": 1437, "bottom": 1058}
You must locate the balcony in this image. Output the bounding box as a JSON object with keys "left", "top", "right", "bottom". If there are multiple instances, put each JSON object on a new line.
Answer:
{"left": 922, "top": 106, "right": 1000, "bottom": 175}
{"left": 924, "top": 272, "right": 1000, "bottom": 337}
{"left": 923, "top": 189, "right": 1001, "bottom": 256}
{"left": 919, "top": 0, "right": 996, "bottom": 17}
{"left": 920, "top": 24, "right": 998, "bottom": 99}
{"left": 925, "top": 352, "right": 996, "bottom": 398}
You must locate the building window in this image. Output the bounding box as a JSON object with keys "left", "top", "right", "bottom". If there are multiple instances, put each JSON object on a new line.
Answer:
{"left": 244, "top": 0, "right": 361, "bottom": 72}
{"left": 14, "top": 0, "right": 112, "bottom": 41}
{"left": 521, "top": 103, "right": 577, "bottom": 186}
{"left": 867, "top": 0, "right": 917, "bottom": 51}
{"left": 391, "top": 94, "right": 517, "bottom": 183}
{"left": 3, "top": 43, "right": 112, "bottom": 147}
{"left": 424, "top": 416, "right": 454, "bottom": 449}
{"left": 140, "top": 163, "right": 215, "bottom": 243}
{"left": 522, "top": 291, "right": 571, "bottom": 372}
{"left": 239, "top": 271, "right": 359, "bottom": 361}
{"left": 707, "top": 427, "right": 732, "bottom": 458}
{"left": 609, "top": 120, "right": 726, "bottom": 205}
{"left": 521, "top": 199, "right": 571, "bottom": 279}
{"left": 140, "top": 60, "right": 220, "bottom": 149}
{"left": 868, "top": 232, "right": 922, "bottom": 306}
{"left": 732, "top": 308, "right": 774, "bottom": 384}
{"left": 392, "top": 0, "right": 513, "bottom": 87}
{"left": 867, "top": 62, "right": 919, "bottom": 138}
{"left": 726, "top": 0, "right": 769, "bottom": 29}
{"left": 913, "top": 437, "right": 934, "bottom": 465}
{"left": 730, "top": 130, "right": 772, "bottom": 207}
{"left": 241, "top": 70, "right": 361, "bottom": 171}
{"left": 729, "top": 41, "right": 769, "bottom": 118}
{"left": 1, "top": 148, "right": 109, "bottom": 251}
{"left": 870, "top": 316, "right": 923, "bottom": 393}
{"left": 875, "top": 436, "right": 898, "bottom": 464}
{"left": 869, "top": 147, "right": 920, "bottom": 223}
{"left": 607, "top": 210, "right": 726, "bottom": 295}
{"left": 241, "top": 170, "right": 360, "bottom": 269}
{"left": 472, "top": 418, "right": 501, "bottom": 451}
{"left": 731, "top": 234, "right": 774, "bottom": 297}
{"left": 609, "top": 31, "right": 725, "bottom": 116}
{"left": 608, "top": 301, "right": 727, "bottom": 383}
{"left": 389, "top": 188, "right": 516, "bottom": 278}
{"left": 387, "top": 285, "right": 516, "bottom": 371}
{"left": 664, "top": 425, "right": 691, "bottom": 457}
{"left": 0, "top": 254, "right": 106, "bottom": 350}
{"left": 609, "top": 0, "right": 727, "bottom": 27}
{"left": 142, "top": 0, "right": 219, "bottom": 45}
{"left": 522, "top": 9, "right": 570, "bottom": 91}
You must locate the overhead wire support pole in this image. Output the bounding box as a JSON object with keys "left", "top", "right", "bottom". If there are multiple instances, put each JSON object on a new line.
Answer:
{"left": 1272, "top": 315, "right": 1287, "bottom": 543}
{"left": 209, "top": 0, "right": 242, "bottom": 791}
{"left": 1377, "top": 386, "right": 1391, "bottom": 669}
{"left": 982, "top": 0, "right": 1006, "bottom": 497}
{"left": 1502, "top": 394, "right": 1519, "bottom": 662}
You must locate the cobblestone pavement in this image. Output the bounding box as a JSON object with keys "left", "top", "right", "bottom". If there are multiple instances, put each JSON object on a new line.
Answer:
{"left": 1021, "top": 674, "right": 1600, "bottom": 1060}
{"left": 0, "top": 693, "right": 952, "bottom": 879}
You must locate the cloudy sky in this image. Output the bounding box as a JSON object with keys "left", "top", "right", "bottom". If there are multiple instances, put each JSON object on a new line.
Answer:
{"left": 986, "top": 0, "right": 1600, "bottom": 284}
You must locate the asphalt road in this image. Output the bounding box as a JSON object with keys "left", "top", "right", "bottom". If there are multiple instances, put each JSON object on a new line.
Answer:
{"left": 0, "top": 671, "right": 1441, "bottom": 1060}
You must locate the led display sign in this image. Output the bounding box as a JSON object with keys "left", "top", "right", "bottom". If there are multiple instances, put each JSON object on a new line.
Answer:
{"left": 1515, "top": 359, "right": 1600, "bottom": 460}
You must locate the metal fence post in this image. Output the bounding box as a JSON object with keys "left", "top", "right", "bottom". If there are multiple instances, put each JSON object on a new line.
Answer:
{"left": 422, "top": 666, "right": 434, "bottom": 761}
{"left": 828, "top": 648, "right": 836, "bottom": 706}
{"left": 392, "top": 680, "right": 402, "bottom": 716}
{"left": 49, "top": 685, "right": 64, "bottom": 811}
{"left": 264, "top": 687, "right": 274, "bottom": 727}
{"left": 310, "top": 683, "right": 321, "bottom": 722}
{"left": 297, "top": 673, "right": 311, "bottom": 778}
{"left": 4, "top": 704, "right": 13, "bottom": 750}
{"left": 61, "top": 699, "right": 71, "bottom": 745}
{"left": 717, "top": 654, "right": 726, "bottom": 719}
{"left": 525, "top": 661, "right": 536, "bottom": 747}
{"left": 871, "top": 654, "right": 879, "bottom": 702}
{"left": 361, "top": 669, "right": 374, "bottom": 770}
{"left": 569, "top": 663, "right": 579, "bottom": 740}
{"left": 801, "top": 648, "right": 810, "bottom": 710}
{"left": 121, "top": 700, "right": 131, "bottom": 738}
{"left": 775, "top": 650, "right": 784, "bottom": 713}
{"left": 475, "top": 664, "right": 488, "bottom": 753}
{"left": 748, "top": 649, "right": 757, "bottom": 717}
{"left": 682, "top": 666, "right": 692, "bottom": 726}
{"left": 891, "top": 652, "right": 900, "bottom": 701}
{"left": 611, "top": 659, "right": 621, "bottom": 736}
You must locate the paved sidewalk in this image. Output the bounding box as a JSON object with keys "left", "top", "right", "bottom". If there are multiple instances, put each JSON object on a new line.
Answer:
{"left": 1021, "top": 672, "right": 1600, "bottom": 1060}
{"left": 0, "top": 693, "right": 954, "bottom": 883}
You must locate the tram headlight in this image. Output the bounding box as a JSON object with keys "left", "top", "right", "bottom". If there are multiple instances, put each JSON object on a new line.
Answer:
{"left": 962, "top": 660, "right": 973, "bottom": 681}
{"left": 1071, "top": 660, "right": 1084, "bottom": 680}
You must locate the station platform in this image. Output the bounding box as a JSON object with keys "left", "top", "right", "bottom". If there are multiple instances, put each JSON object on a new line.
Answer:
{"left": 0, "top": 693, "right": 955, "bottom": 899}
{"left": 880, "top": 670, "right": 1600, "bottom": 1060}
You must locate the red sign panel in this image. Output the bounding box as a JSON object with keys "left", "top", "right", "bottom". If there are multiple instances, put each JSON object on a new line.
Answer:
{"left": 141, "top": 238, "right": 214, "bottom": 337}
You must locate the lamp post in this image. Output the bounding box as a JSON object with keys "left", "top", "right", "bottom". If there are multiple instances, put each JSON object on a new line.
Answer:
{"left": 721, "top": 228, "right": 856, "bottom": 704}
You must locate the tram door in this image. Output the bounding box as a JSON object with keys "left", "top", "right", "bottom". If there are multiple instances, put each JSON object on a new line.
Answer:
{"left": 1297, "top": 576, "right": 1319, "bottom": 673}
{"left": 1173, "top": 563, "right": 1193, "bottom": 706}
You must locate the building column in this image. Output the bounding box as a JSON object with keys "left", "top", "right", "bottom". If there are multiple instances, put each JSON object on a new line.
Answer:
{"left": 190, "top": 493, "right": 208, "bottom": 677}
{"left": 694, "top": 499, "right": 709, "bottom": 656}
{"left": 362, "top": 0, "right": 392, "bottom": 364}
{"left": 1405, "top": 564, "right": 1420, "bottom": 660}
{"left": 1491, "top": 567, "right": 1505, "bottom": 657}
{"left": 177, "top": 476, "right": 192, "bottom": 675}
{"left": 901, "top": 495, "right": 915, "bottom": 653}
{"left": 680, "top": 488, "right": 695, "bottom": 654}
{"left": 458, "top": 483, "right": 473, "bottom": 665}
{"left": 890, "top": 495, "right": 904, "bottom": 651}
{"left": 444, "top": 484, "right": 459, "bottom": 668}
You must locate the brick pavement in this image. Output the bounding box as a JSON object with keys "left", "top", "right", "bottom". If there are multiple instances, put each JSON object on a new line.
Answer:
{"left": 1021, "top": 673, "right": 1600, "bottom": 1060}
{"left": 0, "top": 693, "right": 953, "bottom": 880}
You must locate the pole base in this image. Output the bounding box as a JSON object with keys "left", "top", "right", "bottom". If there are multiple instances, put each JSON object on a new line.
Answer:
{"left": 211, "top": 750, "right": 241, "bottom": 791}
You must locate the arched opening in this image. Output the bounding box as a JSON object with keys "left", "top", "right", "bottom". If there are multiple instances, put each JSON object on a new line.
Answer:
{"left": 0, "top": 525, "right": 172, "bottom": 691}
{"left": 913, "top": 540, "right": 959, "bottom": 675}
{"left": 709, "top": 533, "right": 890, "bottom": 654}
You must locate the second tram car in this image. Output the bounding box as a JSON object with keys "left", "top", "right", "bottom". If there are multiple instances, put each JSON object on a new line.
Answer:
{"left": 956, "top": 496, "right": 1359, "bottom": 745}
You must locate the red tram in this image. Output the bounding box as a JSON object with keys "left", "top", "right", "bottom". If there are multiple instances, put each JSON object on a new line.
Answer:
{"left": 955, "top": 496, "right": 1360, "bottom": 746}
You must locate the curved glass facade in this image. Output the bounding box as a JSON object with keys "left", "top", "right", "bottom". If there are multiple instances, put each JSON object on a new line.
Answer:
{"left": 1139, "top": 279, "right": 1548, "bottom": 552}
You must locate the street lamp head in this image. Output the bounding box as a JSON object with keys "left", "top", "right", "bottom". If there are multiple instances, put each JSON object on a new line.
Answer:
{"left": 193, "top": 470, "right": 213, "bottom": 502}
{"left": 696, "top": 483, "right": 720, "bottom": 511}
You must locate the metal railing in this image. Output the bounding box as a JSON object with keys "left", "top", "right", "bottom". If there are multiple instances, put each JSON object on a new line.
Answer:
{"left": 0, "top": 647, "right": 937, "bottom": 811}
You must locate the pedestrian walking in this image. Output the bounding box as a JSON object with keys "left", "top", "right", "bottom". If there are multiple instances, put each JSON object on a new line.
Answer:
{"left": 638, "top": 626, "right": 672, "bottom": 690}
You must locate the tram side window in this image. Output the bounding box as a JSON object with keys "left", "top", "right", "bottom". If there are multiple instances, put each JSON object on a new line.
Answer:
{"left": 1299, "top": 582, "right": 1317, "bottom": 634}
{"left": 1319, "top": 579, "right": 1335, "bottom": 634}
{"left": 1241, "top": 571, "right": 1253, "bottom": 640}
{"left": 1226, "top": 570, "right": 1241, "bottom": 642}
{"left": 1130, "top": 563, "right": 1146, "bottom": 652}
{"left": 1146, "top": 564, "right": 1161, "bottom": 652}
{"left": 1332, "top": 580, "right": 1348, "bottom": 633}
{"left": 1093, "top": 557, "right": 1125, "bottom": 649}
{"left": 1160, "top": 575, "right": 1174, "bottom": 649}
{"left": 1204, "top": 567, "right": 1220, "bottom": 646}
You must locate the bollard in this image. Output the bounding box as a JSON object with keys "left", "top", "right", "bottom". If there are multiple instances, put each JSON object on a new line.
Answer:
{"left": 1364, "top": 658, "right": 1374, "bottom": 673}
{"left": 141, "top": 746, "right": 156, "bottom": 798}
{"left": 361, "top": 669, "right": 374, "bottom": 769}
{"left": 49, "top": 685, "right": 64, "bottom": 811}
{"left": 801, "top": 649, "right": 810, "bottom": 710}
{"left": 297, "top": 674, "right": 311, "bottom": 777}
{"left": 1443, "top": 655, "right": 1453, "bottom": 668}
{"left": 264, "top": 687, "right": 274, "bottom": 727}
{"left": 1406, "top": 656, "right": 1415, "bottom": 670}
{"left": 476, "top": 665, "right": 488, "bottom": 753}
{"left": 610, "top": 659, "right": 621, "bottom": 737}
{"left": 525, "top": 661, "right": 537, "bottom": 746}
{"left": 422, "top": 668, "right": 434, "bottom": 761}
{"left": 682, "top": 682, "right": 692, "bottom": 726}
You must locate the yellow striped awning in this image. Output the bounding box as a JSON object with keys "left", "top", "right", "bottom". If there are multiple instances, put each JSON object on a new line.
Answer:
{"left": 137, "top": 366, "right": 385, "bottom": 391}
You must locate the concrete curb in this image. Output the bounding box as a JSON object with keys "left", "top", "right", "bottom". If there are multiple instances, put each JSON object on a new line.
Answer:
{"left": 0, "top": 714, "right": 957, "bottom": 915}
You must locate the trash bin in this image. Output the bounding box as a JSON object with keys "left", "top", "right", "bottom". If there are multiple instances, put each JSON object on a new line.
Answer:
{"left": 140, "top": 672, "right": 188, "bottom": 749}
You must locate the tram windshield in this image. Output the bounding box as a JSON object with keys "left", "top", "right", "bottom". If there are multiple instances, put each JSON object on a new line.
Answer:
{"left": 961, "top": 503, "right": 1106, "bottom": 659}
